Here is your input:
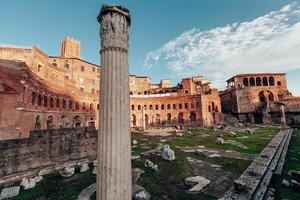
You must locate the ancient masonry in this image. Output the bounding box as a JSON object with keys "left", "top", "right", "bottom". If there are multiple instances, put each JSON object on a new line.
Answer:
{"left": 97, "top": 4, "right": 132, "bottom": 200}
{"left": 221, "top": 129, "right": 293, "bottom": 199}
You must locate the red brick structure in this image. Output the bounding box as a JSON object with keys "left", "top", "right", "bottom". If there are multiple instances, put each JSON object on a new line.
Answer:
{"left": 0, "top": 37, "right": 223, "bottom": 140}
{"left": 220, "top": 73, "right": 300, "bottom": 124}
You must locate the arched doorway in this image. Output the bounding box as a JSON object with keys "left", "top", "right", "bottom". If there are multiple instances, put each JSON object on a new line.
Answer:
{"left": 190, "top": 112, "right": 196, "bottom": 124}
{"left": 155, "top": 114, "right": 161, "bottom": 125}
{"left": 74, "top": 115, "right": 81, "bottom": 127}
{"left": 268, "top": 92, "right": 274, "bottom": 101}
{"left": 47, "top": 115, "right": 53, "bottom": 129}
{"left": 178, "top": 112, "right": 184, "bottom": 124}
{"left": 259, "top": 91, "right": 266, "bottom": 103}
{"left": 167, "top": 113, "right": 172, "bottom": 125}
{"left": 131, "top": 114, "right": 136, "bottom": 126}
{"left": 145, "top": 114, "right": 149, "bottom": 126}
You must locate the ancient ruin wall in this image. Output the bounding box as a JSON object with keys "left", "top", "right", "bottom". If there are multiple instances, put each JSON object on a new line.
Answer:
{"left": 0, "top": 128, "right": 97, "bottom": 178}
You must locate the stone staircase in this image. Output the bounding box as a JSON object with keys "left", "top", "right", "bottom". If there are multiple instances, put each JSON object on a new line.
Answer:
{"left": 220, "top": 129, "right": 293, "bottom": 200}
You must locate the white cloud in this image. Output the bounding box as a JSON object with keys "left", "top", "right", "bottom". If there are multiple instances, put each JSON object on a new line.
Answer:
{"left": 143, "top": 2, "right": 300, "bottom": 94}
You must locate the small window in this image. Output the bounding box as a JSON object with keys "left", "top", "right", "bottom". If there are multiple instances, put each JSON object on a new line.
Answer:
{"left": 81, "top": 66, "right": 85, "bottom": 72}
{"left": 97, "top": 68, "right": 100, "bottom": 73}
{"left": 38, "top": 65, "right": 42, "bottom": 72}
{"left": 179, "top": 104, "right": 182, "bottom": 109}
{"left": 131, "top": 105, "right": 135, "bottom": 110}
{"left": 92, "top": 89, "right": 95, "bottom": 94}
{"left": 173, "top": 104, "right": 176, "bottom": 109}
{"left": 185, "top": 90, "right": 189, "bottom": 94}
{"left": 92, "top": 67, "right": 95, "bottom": 72}
{"left": 64, "top": 63, "right": 69, "bottom": 69}
{"left": 161, "top": 104, "right": 164, "bottom": 110}
{"left": 167, "top": 104, "right": 171, "bottom": 110}
{"left": 138, "top": 105, "right": 141, "bottom": 110}
{"left": 80, "top": 88, "right": 84, "bottom": 92}
{"left": 52, "top": 63, "right": 57, "bottom": 67}
{"left": 149, "top": 105, "right": 153, "bottom": 110}
{"left": 155, "top": 105, "right": 159, "bottom": 110}
{"left": 184, "top": 103, "right": 188, "bottom": 109}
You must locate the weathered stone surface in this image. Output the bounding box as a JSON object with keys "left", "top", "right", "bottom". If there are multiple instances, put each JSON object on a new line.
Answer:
{"left": 132, "top": 168, "right": 145, "bottom": 184}
{"left": 291, "top": 179, "right": 300, "bottom": 189}
{"left": 97, "top": 4, "right": 132, "bottom": 200}
{"left": 161, "top": 144, "right": 175, "bottom": 161}
{"left": 145, "top": 159, "right": 158, "bottom": 171}
{"left": 282, "top": 179, "right": 290, "bottom": 187}
{"left": 0, "top": 186, "right": 20, "bottom": 200}
{"left": 289, "top": 170, "right": 300, "bottom": 180}
{"left": 79, "top": 162, "right": 89, "bottom": 173}
{"left": 132, "top": 184, "right": 151, "bottom": 200}
{"left": 20, "top": 176, "right": 43, "bottom": 189}
{"left": 229, "top": 131, "right": 236, "bottom": 136}
{"left": 59, "top": 166, "right": 75, "bottom": 177}
{"left": 77, "top": 183, "right": 96, "bottom": 200}
{"left": 132, "top": 140, "right": 138, "bottom": 145}
{"left": 216, "top": 137, "right": 224, "bottom": 144}
{"left": 184, "top": 176, "right": 211, "bottom": 193}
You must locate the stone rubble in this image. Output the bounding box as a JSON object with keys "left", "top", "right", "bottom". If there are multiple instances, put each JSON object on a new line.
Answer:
{"left": 132, "top": 184, "right": 151, "bottom": 200}
{"left": 78, "top": 162, "right": 89, "bottom": 173}
{"left": 59, "top": 166, "right": 75, "bottom": 177}
{"left": 20, "top": 176, "right": 43, "bottom": 189}
{"left": 144, "top": 159, "right": 158, "bottom": 171}
{"left": 0, "top": 186, "right": 20, "bottom": 200}
{"left": 184, "top": 175, "right": 211, "bottom": 193}
{"left": 161, "top": 144, "right": 176, "bottom": 161}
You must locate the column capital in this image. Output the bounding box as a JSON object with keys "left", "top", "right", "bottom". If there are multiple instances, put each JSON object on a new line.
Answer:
{"left": 98, "top": 4, "right": 131, "bottom": 50}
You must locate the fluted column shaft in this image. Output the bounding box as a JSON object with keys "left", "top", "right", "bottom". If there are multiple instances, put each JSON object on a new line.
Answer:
{"left": 97, "top": 4, "right": 132, "bottom": 200}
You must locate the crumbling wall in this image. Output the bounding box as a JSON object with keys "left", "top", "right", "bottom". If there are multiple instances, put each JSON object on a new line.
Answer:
{"left": 0, "top": 128, "right": 97, "bottom": 178}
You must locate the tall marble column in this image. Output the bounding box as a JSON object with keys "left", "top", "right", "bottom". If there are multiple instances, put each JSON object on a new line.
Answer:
{"left": 97, "top": 4, "right": 132, "bottom": 200}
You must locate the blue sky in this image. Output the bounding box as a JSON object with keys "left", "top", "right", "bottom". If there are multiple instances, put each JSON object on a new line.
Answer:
{"left": 1, "top": 0, "right": 300, "bottom": 95}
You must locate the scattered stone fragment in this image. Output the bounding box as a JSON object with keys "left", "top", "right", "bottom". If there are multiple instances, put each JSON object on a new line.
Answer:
{"left": 184, "top": 176, "right": 211, "bottom": 193}
{"left": 159, "top": 139, "right": 167, "bottom": 143}
{"left": 0, "top": 186, "right": 20, "bottom": 199}
{"left": 291, "top": 179, "right": 300, "bottom": 189}
{"left": 132, "top": 184, "right": 151, "bottom": 200}
{"left": 131, "top": 155, "right": 140, "bottom": 161}
{"left": 59, "top": 166, "right": 75, "bottom": 177}
{"left": 132, "top": 140, "right": 138, "bottom": 145}
{"left": 78, "top": 162, "right": 89, "bottom": 173}
{"left": 38, "top": 168, "right": 52, "bottom": 176}
{"left": 132, "top": 168, "right": 145, "bottom": 183}
{"left": 208, "top": 153, "right": 221, "bottom": 158}
{"left": 229, "top": 131, "right": 236, "bottom": 136}
{"left": 176, "top": 132, "right": 183, "bottom": 137}
{"left": 161, "top": 144, "right": 176, "bottom": 161}
{"left": 246, "top": 128, "right": 254, "bottom": 135}
{"left": 289, "top": 170, "right": 300, "bottom": 180}
{"left": 282, "top": 179, "right": 290, "bottom": 187}
{"left": 216, "top": 137, "right": 224, "bottom": 144}
{"left": 20, "top": 176, "right": 43, "bottom": 190}
{"left": 144, "top": 159, "right": 158, "bottom": 171}
{"left": 92, "top": 167, "right": 97, "bottom": 175}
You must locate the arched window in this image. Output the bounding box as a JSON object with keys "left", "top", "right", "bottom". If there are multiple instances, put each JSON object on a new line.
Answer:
{"left": 50, "top": 97, "right": 54, "bottom": 108}
{"left": 97, "top": 104, "right": 99, "bottom": 110}
{"left": 165, "top": 90, "right": 169, "bottom": 94}
{"left": 31, "top": 92, "right": 36, "bottom": 105}
{"left": 56, "top": 99, "right": 60, "bottom": 108}
{"left": 269, "top": 77, "right": 275, "bottom": 86}
{"left": 155, "top": 105, "right": 159, "bottom": 110}
{"left": 256, "top": 77, "right": 262, "bottom": 86}
{"left": 243, "top": 78, "right": 249, "bottom": 87}
{"left": 155, "top": 114, "right": 161, "bottom": 125}
{"left": 38, "top": 94, "right": 42, "bottom": 106}
{"left": 179, "top": 103, "right": 182, "bottom": 109}
{"left": 184, "top": 103, "right": 188, "bottom": 109}
{"left": 69, "top": 101, "right": 73, "bottom": 109}
{"left": 262, "top": 77, "right": 268, "bottom": 86}
{"left": 149, "top": 105, "right": 153, "bottom": 110}
{"left": 90, "top": 103, "right": 94, "bottom": 111}
{"left": 161, "top": 104, "right": 164, "bottom": 110}
{"left": 76, "top": 102, "right": 79, "bottom": 110}
{"left": 131, "top": 105, "right": 135, "bottom": 110}
{"left": 44, "top": 96, "right": 48, "bottom": 107}
{"left": 62, "top": 100, "right": 66, "bottom": 109}
{"left": 167, "top": 104, "right": 171, "bottom": 110}
{"left": 138, "top": 105, "right": 141, "bottom": 110}
{"left": 130, "top": 91, "right": 133, "bottom": 95}
{"left": 250, "top": 77, "right": 255, "bottom": 86}
{"left": 144, "top": 105, "right": 147, "bottom": 110}
{"left": 277, "top": 81, "right": 281, "bottom": 86}
{"left": 83, "top": 102, "right": 86, "bottom": 110}
{"left": 173, "top": 104, "right": 176, "bottom": 109}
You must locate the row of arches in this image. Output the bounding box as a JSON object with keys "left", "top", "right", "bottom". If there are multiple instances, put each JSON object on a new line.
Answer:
{"left": 130, "top": 89, "right": 177, "bottom": 95}
{"left": 131, "top": 102, "right": 201, "bottom": 111}
{"left": 31, "top": 92, "right": 98, "bottom": 111}
{"left": 131, "top": 112, "right": 197, "bottom": 126}
{"left": 242, "top": 76, "right": 280, "bottom": 87}
{"left": 35, "top": 114, "right": 95, "bottom": 130}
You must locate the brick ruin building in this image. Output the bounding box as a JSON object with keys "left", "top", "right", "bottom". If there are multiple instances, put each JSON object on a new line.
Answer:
{"left": 220, "top": 73, "right": 300, "bottom": 125}
{"left": 0, "top": 37, "right": 223, "bottom": 140}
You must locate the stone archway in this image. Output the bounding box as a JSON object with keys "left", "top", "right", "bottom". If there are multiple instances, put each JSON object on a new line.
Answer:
{"left": 178, "top": 112, "right": 184, "bottom": 124}
{"left": 74, "top": 115, "right": 82, "bottom": 127}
